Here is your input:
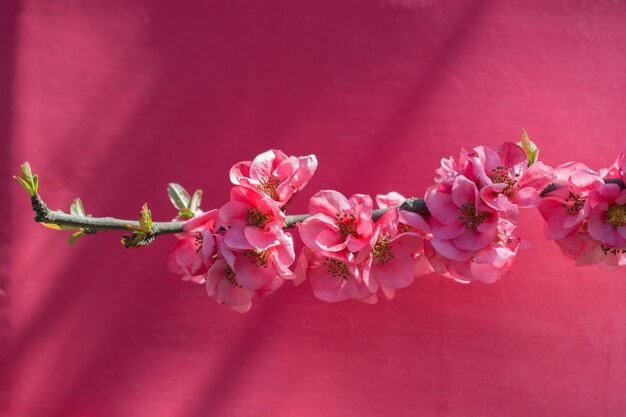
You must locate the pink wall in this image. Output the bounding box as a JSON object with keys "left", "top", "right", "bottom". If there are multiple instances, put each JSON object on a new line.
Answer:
{"left": 4, "top": 1, "right": 626, "bottom": 416}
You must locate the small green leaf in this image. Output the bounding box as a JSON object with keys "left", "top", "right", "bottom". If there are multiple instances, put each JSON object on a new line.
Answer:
{"left": 13, "top": 176, "right": 33, "bottom": 195}
{"left": 32, "top": 174, "right": 39, "bottom": 193}
{"left": 189, "top": 189, "right": 203, "bottom": 213}
{"left": 518, "top": 129, "right": 539, "bottom": 166}
{"left": 40, "top": 222, "right": 63, "bottom": 230}
{"left": 69, "top": 231, "right": 85, "bottom": 245}
{"left": 138, "top": 203, "right": 152, "bottom": 232}
{"left": 125, "top": 224, "right": 145, "bottom": 233}
{"left": 70, "top": 198, "right": 86, "bottom": 217}
{"left": 167, "top": 183, "right": 191, "bottom": 210}
{"left": 21, "top": 162, "right": 33, "bottom": 183}
{"left": 40, "top": 222, "right": 81, "bottom": 231}
{"left": 178, "top": 207, "right": 194, "bottom": 220}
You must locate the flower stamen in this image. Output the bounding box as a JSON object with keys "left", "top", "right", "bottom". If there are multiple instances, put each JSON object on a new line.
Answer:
{"left": 373, "top": 234, "right": 394, "bottom": 264}
{"left": 459, "top": 202, "right": 490, "bottom": 230}
{"left": 323, "top": 257, "right": 350, "bottom": 280}
{"left": 243, "top": 249, "right": 271, "bottom": 269}
{"left": 562, "top": 192, "right": 586, "bottom": 215}
{"left": 246, "top": 208, "right": 270, "bottom": 228}
{"left": 257, "top": 176, "right": 281, "bottom": 200}
{"left": 225, "top": 266, "right": 242, "bottom": 287}
{"left": 606, "top": 205, "right": 626, "bottom": 228}
{"left": 335, "top": 211, "right": 359, "bottom": 240}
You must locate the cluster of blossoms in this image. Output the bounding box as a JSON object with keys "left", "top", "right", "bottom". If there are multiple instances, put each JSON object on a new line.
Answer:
{"left": 167, "top": 139, "right": 626, "bottom": 313}
{"left": 168, "top": 150, "right": 318, "bottom": 312}
{"left": 424, "top": 141, "right": 555, "bottom": 282}
{"left": 538, "top": 153, "right": 626, "bottom": 268}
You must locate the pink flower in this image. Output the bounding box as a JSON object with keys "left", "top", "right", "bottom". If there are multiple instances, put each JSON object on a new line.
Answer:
{"left": 358, "top": 208, "right": 426, "bottom": 298}
{"left": 537, "top": 163, "right": 603, "bottom": 240}
{"left": 298, "top": 190, "right": 374, "bottom": 253}
{"left": 424, "top": 220, "right": 521, "bottom": 283}
{"left": 425, "top": 175, "right": 499, "bottom": 262}
{"left": 219, "top": 185, "right": 286, "bottom": 250}
{"left": 167, "top": 209, "right": 220, "bottom": 284}
{"left": 587, "top": 183, "right": 626, "bottom": 249}
{"left": 465, "top": 142, "right": 555, "bottom": 213}
{"left": 218, "top": 233, "right": 296, "bottom": 291}
{"left": 553, "top": 228, "right": 626, "bottom": 269}
{"left": 229, "top": 149, "right": 318, "bottom": 205}
{"left": 205, "top": 234, "right": 295, "bottom": 313}
{"left": 206, "top": 259, "right": 255, "bottom": 313}
{"left": 294, "top": 248, "right": 377, "bottom": 304}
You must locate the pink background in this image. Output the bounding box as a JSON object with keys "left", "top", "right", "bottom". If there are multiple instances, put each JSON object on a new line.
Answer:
{"left": 3, "top": 1, "right": 626, "bottom": 416}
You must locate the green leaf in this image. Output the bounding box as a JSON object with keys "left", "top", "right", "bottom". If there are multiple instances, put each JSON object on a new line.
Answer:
{"left": 125, "top": 224, "right": 145, "bottom": 233}
{"left": 70, "top": 198, "right": 86, "bottom": 217}
{"left": 518, "top": 129, "right": 539, "bottom": 166}
{"left": 138, "top": 203, "right": 152, "bottom": 232}
{"left": 21, "top": 162, "right": 33, "bottom": 184}
{"left": 14, "top": 162, "right": 38, "bottom": 196}
{"left": 189, "top": 189, "right": 203, "bottom": 213}
{"left": 167, "top": 183, "right": 191, "bottom": 210}
{"left": 68, "top": 231, "right": 85, "bottom": 245}
{"left": 178, "top": 207, "right": 194, "bottom": 220}
{"left": 40, "top": 222, "right": 81, "bottom": 231}
{"left": 13, "top": 176, "right": 33, "bottom": 195}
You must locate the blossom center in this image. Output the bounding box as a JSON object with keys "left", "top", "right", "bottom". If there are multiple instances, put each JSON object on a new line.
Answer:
{"left": 323, "top": 257, "right": 350, "bottom": 280}
{"left": 490, "top": 165, "right": 519, "bottom": 196}
{"left": 458, "top": 202, "right": 490, "bottom": 230}
{"left": 243, "top": 249, "right": 270, "bottom": 269}
{"left": 194, "top": 231, "right": 203, "bottom": 253}
{"left": 225, "top": 266, "right": 242, "bottom": 287}
{"left": 562, "top": 192, "right": 586, "bottom": 215}
{"left": 373, "top": 234, "right": 394, "bottom": 264}
{"left": 335, "top": 211, "right": 359, "bottom": 240}
{"left": 246, "top": 208, "right": 270, "bottom": 228}
{"left": 606, "top": 205, "right": 626, "bottom": 228}
{"left": 600, "top": 243, "right": 626, "bottom": 256}
{"left": 257, "top": 176, "right": 281, "bottom": 200}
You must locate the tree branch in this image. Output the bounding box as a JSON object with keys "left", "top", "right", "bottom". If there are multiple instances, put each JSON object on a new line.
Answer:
{"left": 27, "top": 178, "right": 625, "bottom": 243}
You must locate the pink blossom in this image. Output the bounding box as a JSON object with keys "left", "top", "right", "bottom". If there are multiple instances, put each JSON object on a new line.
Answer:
{"left": 465, "top": 142, "right": 555, "bottom": 213}
{"left": 294, "top": 248, "right": 377, "bottom": 304}
{"left": 587, "top": 183, "right": 626, "bottom": 249}
{"left": 425, "top": 175, "right": 499, "bottom": 262}
{"left": 219, "top": 185, "right": 286, "bottom": 250}
{"left": 206, "top": 259, "right": 255, "bottom": 313}
{"left": 424, "top": 220, "right": 521, "bottom": 283}
{"left": 298, "top": 190, "right": 374, "bottom": 253}
{"left": 167, "top": 209, "right": 220, "bottom": 284}
{"left": 553, "top": 228, "right": 626, "bottom": 270}
{"left": 218, "top": 232, "right": 296, "bottom": 291}
{"left": 357, "top": 208, "right": 426, "bottom": 298}
{"left": 205, "top": 234, "right": 295, "bottom": 313}
{"left": 537, "top": 164, "right": 603, "bottom": 240}
{"left": 229, "top": 149, "right": 318, "bottom": 205}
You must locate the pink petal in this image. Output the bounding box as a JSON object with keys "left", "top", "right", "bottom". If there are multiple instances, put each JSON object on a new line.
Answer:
{"left": 309, "top": 190, "right": 351, "bottom": 216}
{"left": 249, "top": 149, "right": 282, "bottom": 180}
{"left": 424, "top": 186, "right": 458, "bottom": 224}
{"left": 244, "top": 226, "right": 280, "bottom": 250}
{"left": 495, "top": 141, "right": 527, "bottom": 167}
{"left": 229, "top": 161, "right": 252, "bottom": 185}
{"left": 430, "top": 238, "right": 473, "bottom": 262}
{"left": 452, "top": 175, "right": 478, "bottom": 207}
